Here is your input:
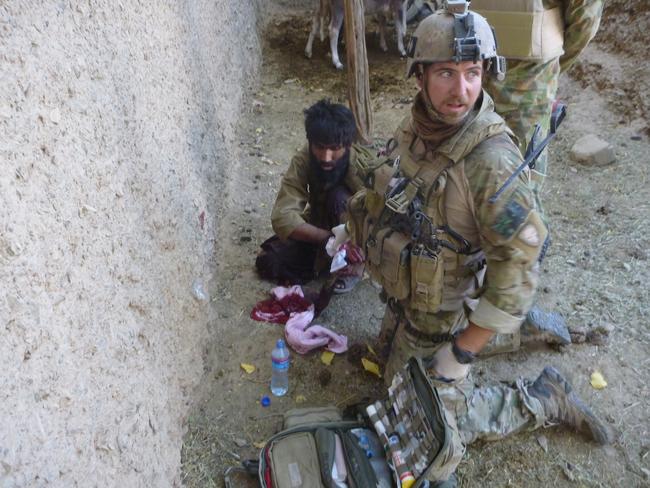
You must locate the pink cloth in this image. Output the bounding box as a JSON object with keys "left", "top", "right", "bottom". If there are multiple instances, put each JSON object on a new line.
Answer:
{"left": 285, "top": 308, "right": 348, "bottom": 355}
{"left": 251, "top": 286, "right": 348, "bottom": 354}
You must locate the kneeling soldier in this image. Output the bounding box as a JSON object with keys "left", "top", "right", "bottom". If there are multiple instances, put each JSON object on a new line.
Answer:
{"left": 344, "top": 2, "right": 611, "bottom": 484}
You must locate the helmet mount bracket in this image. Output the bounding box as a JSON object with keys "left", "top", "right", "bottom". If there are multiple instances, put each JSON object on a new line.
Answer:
{"left": 405, "top": 1, "right": 505, "bottom": 80}
{"left": 452, "top": 12, "right": 481, "bottom": 63}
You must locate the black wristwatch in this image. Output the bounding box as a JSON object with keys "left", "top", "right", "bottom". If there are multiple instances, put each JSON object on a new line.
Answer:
{"left": 452, "top": 340, "right": 477, "bottom": 364}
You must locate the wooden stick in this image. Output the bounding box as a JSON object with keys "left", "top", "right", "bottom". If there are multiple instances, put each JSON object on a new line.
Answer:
{"left": 344, "top": 0, "right": 373, "bottom": 145}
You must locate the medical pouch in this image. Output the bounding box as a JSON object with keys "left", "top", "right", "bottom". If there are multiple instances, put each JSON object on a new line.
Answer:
{"left": 366, "top": 228, "right": 411, "bottom": 300}
{"left": 409, "top": 247, "right": 444, "bottom": 312}
{"left": 366, "top": 357, "right": 458, "bottom": 486}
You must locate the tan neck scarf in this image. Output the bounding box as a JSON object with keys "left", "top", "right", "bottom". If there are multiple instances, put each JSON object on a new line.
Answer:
{"left": 411, "top": 90, "right": 473, "bottom": 149}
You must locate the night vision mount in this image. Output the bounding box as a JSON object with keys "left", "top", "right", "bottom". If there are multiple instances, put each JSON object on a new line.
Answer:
{"left": 446, "top": 0, "right": 506, "bottom": 80}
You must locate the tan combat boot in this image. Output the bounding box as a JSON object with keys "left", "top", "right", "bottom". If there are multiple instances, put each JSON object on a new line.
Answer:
{"left": 529, "top": 366, "right": 613, "bottom": 445}
{"left": 521, "top": 305, "right": 571, "bottom": 345}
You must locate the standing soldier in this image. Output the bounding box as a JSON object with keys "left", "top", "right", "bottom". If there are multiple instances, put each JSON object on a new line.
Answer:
{"left": 340, "top": 3, "right": 611, "bottom": 483}
{"left": 475, "top": 0, "right": 604, "bottom": 207}
{"left": 473, "top": 0, "right": 604, "bottom": 348}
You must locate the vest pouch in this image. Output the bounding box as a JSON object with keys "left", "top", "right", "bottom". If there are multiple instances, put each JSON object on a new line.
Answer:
{"left": 361, "top": 214, "right": 374, "bottom": 257}
{"left": 365, "top": 190, "right": 386, "bottom": 220}
{"left": 471, "top": 1, "right": 564, "bottom": 61}
{"left": 347, "top": 189, "right": 384, "bottom": 248}
{"left": 346, "top": 190, "right": 366, "bottom": 249}
{"left": 409, "top": 247, "right": 444, "bottom": 313}
{"left": 367, "top": 228, "right": 411, "bottom": 300}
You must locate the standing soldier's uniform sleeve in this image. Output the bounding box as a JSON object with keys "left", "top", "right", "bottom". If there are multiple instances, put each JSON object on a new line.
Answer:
{"left": 463, "top": 134, "right": 548, "bottom": 334}
{"left": 560, "top": 0, "right": 604, "bottom": 72}
{"left": 270, "top": 148, "right": 311, "bottom": 240}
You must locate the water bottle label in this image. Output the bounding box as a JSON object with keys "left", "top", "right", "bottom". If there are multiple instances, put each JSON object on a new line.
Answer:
{"left": 272, "top": 357, "right": 289, "bottom": 370}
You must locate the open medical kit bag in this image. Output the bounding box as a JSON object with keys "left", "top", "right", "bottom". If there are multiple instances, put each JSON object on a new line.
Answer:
{"left": 226, "top": 357, "right": 457, "bottom": 488}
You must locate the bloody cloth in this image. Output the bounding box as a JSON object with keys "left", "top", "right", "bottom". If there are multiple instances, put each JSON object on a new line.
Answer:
{"left": 251, "top": 284, "right": 334, "bottom": 323}
{"left": 250, "top": 293, "right": 313, "bottom": 324}
{"left": 250, "top": 285, "right": 348, "bottom": 354}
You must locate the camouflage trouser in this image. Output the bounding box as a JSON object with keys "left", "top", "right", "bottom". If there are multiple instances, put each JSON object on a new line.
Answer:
{"left": 484, "top": 57, "right": 560, "bottom": 220}
{"left": 381, "top": 304, "right": 546, "bottom": 479}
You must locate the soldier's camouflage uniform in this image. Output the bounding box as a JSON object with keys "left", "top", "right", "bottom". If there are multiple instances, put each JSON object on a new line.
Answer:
{"left": 369, "top": 92, "right": 548, "bottom": 380}
{"left": 348, "top": 92, "right": 553, "bottom": 480}
{"left": 484, "top": 0, "right": 604, "bottom": 213}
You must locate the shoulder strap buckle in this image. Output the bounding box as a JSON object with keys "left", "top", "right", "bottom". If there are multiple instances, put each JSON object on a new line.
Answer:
{"left": 385, "top": 177, "right": 424, "bottom": 214}
{"left": 386, "top": 191, "right": 409, "bottom": 214}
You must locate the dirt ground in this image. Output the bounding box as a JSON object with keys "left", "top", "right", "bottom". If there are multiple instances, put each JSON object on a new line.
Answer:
{"left": 181, "top": 2, "right": 650, "bottom": 486}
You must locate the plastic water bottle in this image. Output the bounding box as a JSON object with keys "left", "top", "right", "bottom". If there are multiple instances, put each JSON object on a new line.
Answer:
{"left": 367, "top": 433, "right": 393, "bottom": 488}
{"left": 352, "top": 428, "right": 392, "bottom": 488}
{"left": 358, "top": 434, "right": 373, "bottom": 458}
{"left": 271, "top": 339, "right": 289, "bottom": 396}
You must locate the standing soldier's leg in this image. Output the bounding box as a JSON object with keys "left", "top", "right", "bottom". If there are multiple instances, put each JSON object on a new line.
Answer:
{"left": 485, "top": 58, "right": 560, "bottom": 220}
{"left": 375, "top": 299, "right": 403, "bottom": 364}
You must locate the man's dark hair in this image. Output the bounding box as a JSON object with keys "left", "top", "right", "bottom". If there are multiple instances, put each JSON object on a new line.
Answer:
{"left": 304, "top": 99, "right": 357, "bottom": 147}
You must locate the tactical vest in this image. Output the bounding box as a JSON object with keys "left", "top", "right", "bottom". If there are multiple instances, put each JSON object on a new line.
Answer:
{"left": 349, "top": 109, "right": 508, "bottom": 314}
{"left": 471, "top": 0, "right": 564, "bottom": 61}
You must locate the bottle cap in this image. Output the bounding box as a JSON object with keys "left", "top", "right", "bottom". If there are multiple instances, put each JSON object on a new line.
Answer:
{"left": 401, "top": 477, "right": 416, "bottom": 488}
{"left": 261, "top": 395, "right": 271, "bottom": 407}
{"left": 276, "top": 339, "right": 285, "bottom": 348}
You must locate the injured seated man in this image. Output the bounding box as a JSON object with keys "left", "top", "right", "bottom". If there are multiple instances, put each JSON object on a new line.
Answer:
{"left": 256, "top": 98, "right": 372, "bottom": 294}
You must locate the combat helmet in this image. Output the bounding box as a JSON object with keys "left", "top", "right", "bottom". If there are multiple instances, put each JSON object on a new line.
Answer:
{"left": 405, "top": 0, "right": 506, "bottom": 80}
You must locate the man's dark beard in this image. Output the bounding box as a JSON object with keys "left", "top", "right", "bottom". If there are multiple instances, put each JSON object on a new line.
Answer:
{"left": 308, "top": 148, "right": 350, "bottom": 192}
